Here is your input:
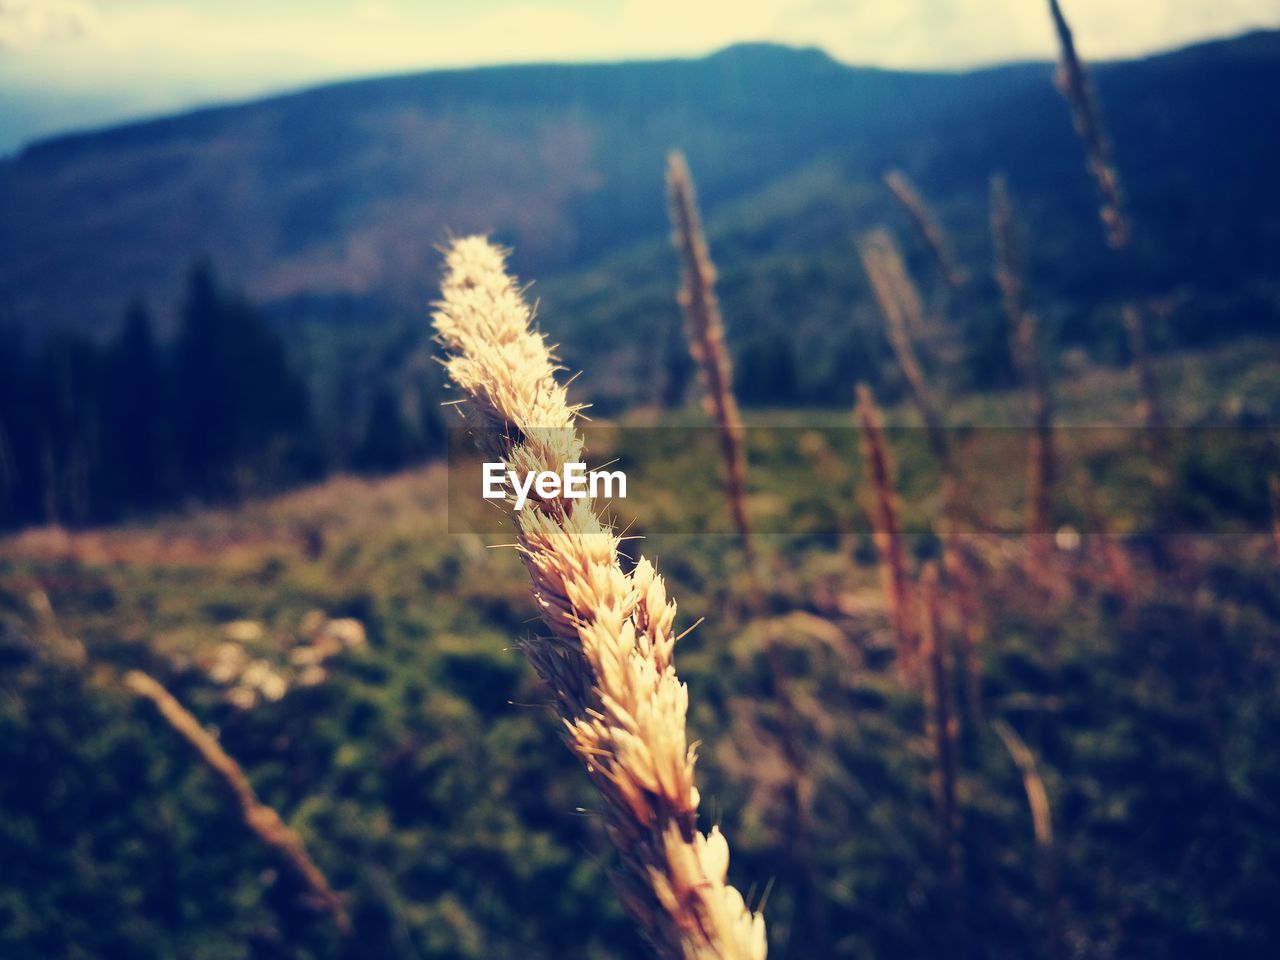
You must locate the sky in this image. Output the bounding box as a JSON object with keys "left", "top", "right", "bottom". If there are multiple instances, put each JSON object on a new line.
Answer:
{"left": 2, "top": 0, "right": 1278, "bottom": 151}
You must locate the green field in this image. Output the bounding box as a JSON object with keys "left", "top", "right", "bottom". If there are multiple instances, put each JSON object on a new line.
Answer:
{"left": 3, "top": 337, "right": 1280, "bottom": 958}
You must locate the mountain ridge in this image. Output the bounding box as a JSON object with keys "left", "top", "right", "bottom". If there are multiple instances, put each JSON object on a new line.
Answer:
{"left": 16, "top": 29, "right": 1279, "bottom": 161}
{"left": 2, "top": 30, "right": 1278, "bottom": 352}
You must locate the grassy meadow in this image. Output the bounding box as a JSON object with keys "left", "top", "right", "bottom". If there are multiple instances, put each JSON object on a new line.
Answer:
{"left": 4, "top": 3, "right": 1280, "bottom": 955}
{"left": 3, "top": 335, "right": 1280, "bottom": 958}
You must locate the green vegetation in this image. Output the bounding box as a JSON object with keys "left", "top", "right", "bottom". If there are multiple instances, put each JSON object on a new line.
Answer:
{"left": 0, "top": 265, "right": 447, "bottom": 530}
{"left": 4, "top": 33, "right": 1278, "bottom": 522}
{"left": 2, "top": 23, "right": 1280, "bottom": 959}
{"left": 3, "top": 340, "right": 1279, "bottom": 958}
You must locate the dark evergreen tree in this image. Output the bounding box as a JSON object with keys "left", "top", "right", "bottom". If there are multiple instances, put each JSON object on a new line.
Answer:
{"left": 34, "top": 334, "right": 102, "bottom": 525}
{"left": 962, "top": 304, "right": 1019, "bottom": 392}
{"left": 174, "top": 262, "right": 235, "bottom": 498}
{"left": 101, "top": 301, "right": 169, "bottom": 516}
{"left": 0, "top": 328, "right": 40, "bottom": 527}
{"left": 174, "top": 262, "right": 318, "bottom": 500}
{"left": 354, "top": 386, "right": 411, "bottom": 474}
{"left": 737, "top": 333, "right": 798, "bottom": 406}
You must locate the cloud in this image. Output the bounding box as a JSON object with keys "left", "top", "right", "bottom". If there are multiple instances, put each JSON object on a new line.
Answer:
{"left": 2, "top": 0, "right": 1278, "bottom": 122}
{"left": 0, "top": 0, "right": 98, "bottom": 49}
{"left": 352, "top": 0, "right": 396, "bottom": 27}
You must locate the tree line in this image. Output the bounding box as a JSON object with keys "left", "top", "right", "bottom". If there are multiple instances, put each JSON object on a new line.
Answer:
{"left": 0, "top": 264, "right": 445, "bottom": 531}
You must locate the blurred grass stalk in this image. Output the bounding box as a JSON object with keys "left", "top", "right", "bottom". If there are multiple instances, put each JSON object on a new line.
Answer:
{"left": 1048, "top": 0, "right": 1168, "bottom": 456}
{"left": 124, "top": 670, "right": 351, "bottom": 935}
{"left": 920, "top": 563, "right": 961, "bottom": 888}
{"left": 884, "top": 169, "right": 968, "bottom": 294}
{"left": 432, "top": 237, "right": 766, "bottom": 959}
{"left": 990, "top": 174, "right": 1056, "bottom": 564}
{"left": 667, "top": 154, "right": 816, "bottom": 943}
{"left": 855, "top": 383, "right": 920, "bottom": 684}
{"left": 942, "top": 540, "right": 985, "bottom": 724}
{"left": 666, "top": 151, "right": 754, "bottom": 563}
{"left": 858, "top": 228, "right": 951, "bottom": 467}
{"left": 992, "top": 718, "right": 1065, "bottom": 960}
{"left": 1047, "top": 0, "right": 1126, "bottom": 250}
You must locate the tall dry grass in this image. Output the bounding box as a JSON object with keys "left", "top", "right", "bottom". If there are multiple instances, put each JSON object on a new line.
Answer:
{"left": 1047, "top": 0, "right": 1126, "bottom": 250}
{"left": 855, "top": 383, "right": 919, "bottom": 683}
{"left": 432, "top": 236, "right": 766, "bottom": 959}
{"left": 1048, "top": 0, "right": 1167, "bottom": 451}
{"left": 920, "top": 563, "right": 960, "bottom": 884}
{"left": 666, "top": 151, "right": 753, "bottom": 560}
{"left": 884, "top": 169, "right": 967, "bottom": 294}
{"left": 990, "top": 175, "right": 1055, "bottom": 557}
{"left": 666, "top": 153, "right": 820, "bottom": 943}
{"left": 858, "top": 229, "right": 950, "bottom": 466}
{"left": 993, "top": 718, "right": 1064, "bottom": 960}
{"left": 943, "top": 540, "right": 985, "bottom": 723}
{"left": 991, "top": 720, "right": 1051, "bottom": 852}
{"left": 124, "top": 670, "right": 350, "bottom": 934}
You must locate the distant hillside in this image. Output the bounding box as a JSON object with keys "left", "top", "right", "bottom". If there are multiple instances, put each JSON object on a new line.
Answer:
{"left": 2, "top": 32, "right": 1278, "bottom": 379}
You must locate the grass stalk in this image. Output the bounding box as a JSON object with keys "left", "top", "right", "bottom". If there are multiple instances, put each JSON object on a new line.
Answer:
{"left": 666, "top": 155, "right": 813, "bottom": 939}
{"left": 943, "top": 539, "right": 984, "bottom": 724}
{"left": 858, "top": 229, "right": 950, "bottom": 466}
{"left": 124, "top": 670, "right": 350, "bottom": 935}
{"left": 432, "top": 236, "right": 766, "bottom": 959}
{"left": 884, "top": 169, "right": 967, "bottom": 294}
{"left": 992, "top": 718, "right": 1065, "bottom": 960}
{"left": 1047, "top": 0, "right": 1127, "bottom": 249}
{"left": 856, "top": 383, "right": 919, "bottom": 683}
{"left": 1048, "top": 0, "right": 1168, "bottom": 460}
{"left": 666, "top": 151, "right": 753, "bottom": 561}
{"left": 920, "top": 562, "right": 961, "bottom": 888}
{"left": 990, "top": 175, "right": 1056, "bottom": 558}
